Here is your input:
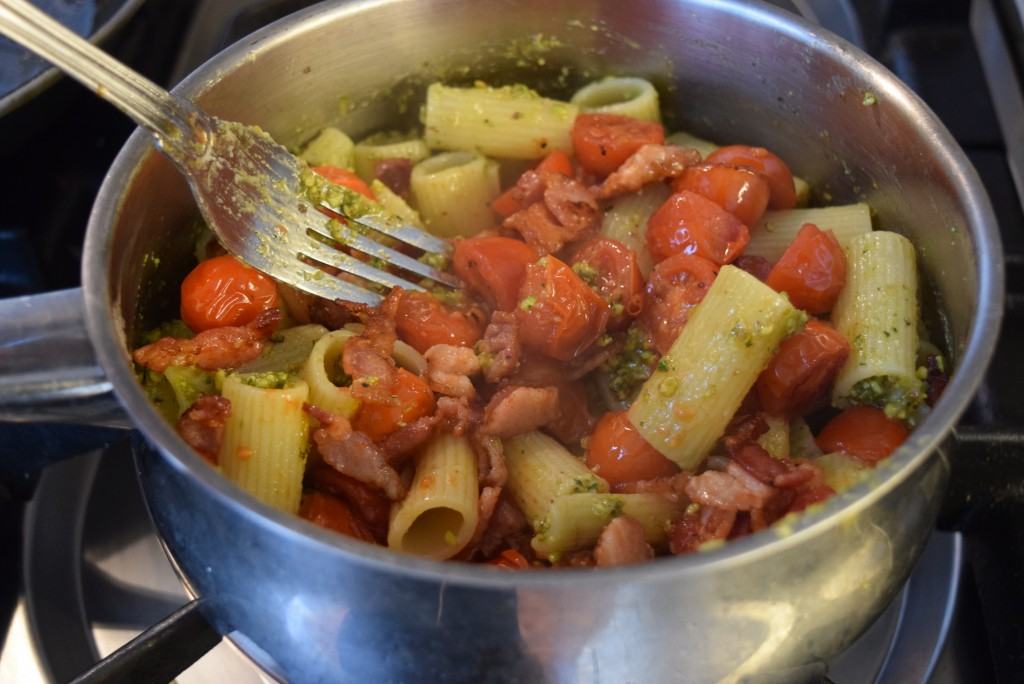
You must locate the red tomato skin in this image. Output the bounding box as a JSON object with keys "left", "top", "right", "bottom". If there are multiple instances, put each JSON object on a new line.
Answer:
{"left": 488, "top": 549, "right": 531, "bottom": 569}
{"left": 765, "top": 223, "right": 847, "bottom": 314}
{"left": 756, "top": 319, "right": 850, "bottom": 416}
{"left": 180, "top": 255, "right": 280, "bottom": 333}
{"left": 312, "top": 165, "right": 376, "bottom": 199}
{"left": 569, "top": 237, "right": 645, "bottom": 330}
{"left": 705, "top": 145, "right": 797, "bottom": 210}
{"left": 394, "top": 291, "right": 483, "bottom": 354}
{"left": 646, "top": 191, "right": 751, "bottom": 265}
{"left": 453, "top": 237, "right": 539, "bottom": 311}
{"left": 515, "top": 256, "right": 610, "bottom": 361}
{"left": 641, "top": 253, "right": 719, "bottom": 354}
{"left": 586, "top": 411, "right": 679, "bottom": 486}
{"left": 571, "top": 113, "right": 665, "bottom": 177}
{"left": 299, "top": 491, "right": 376, "bottom": 543}
{"left": 352, "top": 368, "right": 436, "bottom": 442}
{"left": 672, "top": 164, "right": 771, "bottom": 227}
{"left": 816, "top": 406, "right": 909, "bottom": 465}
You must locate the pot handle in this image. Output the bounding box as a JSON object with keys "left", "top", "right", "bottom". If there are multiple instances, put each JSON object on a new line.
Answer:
{"left": 0, "top": 287, "right": 131, "bottom": 428}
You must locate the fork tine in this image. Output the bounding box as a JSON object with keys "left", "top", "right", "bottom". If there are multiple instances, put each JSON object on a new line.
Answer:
{"left": 308, "top": 225, "right": 462, "bottom": 289}
{"left": 270, "top": 261, "right": 383, "bottom": 305}
{"left": 326, "top": 205, "right": 451, "bottom": 254}
{"left": 300, "top": 236, "right": 427, "bottom": 292}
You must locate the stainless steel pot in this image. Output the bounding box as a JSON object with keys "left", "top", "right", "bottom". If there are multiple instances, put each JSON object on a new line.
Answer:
{"left": 0, "top": 0, "right": 1003, "bottom": 681}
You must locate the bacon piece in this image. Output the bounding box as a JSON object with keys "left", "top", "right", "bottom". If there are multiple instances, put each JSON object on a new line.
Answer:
{"left": 924, "top": 353, "right": 949, "bottom": 406}
{"left": 684, "top": 469, "right": 771, "bottom": 511}
{"left": 544, "top": 379, "right": 595, "bottom": 446}
{"left": 723, "top": 413, "right": 770, "bottom": 452}
{"left": 457, "top": 485, "right": 502, "bottom": 561}
{"left": 305, "top": 405, "right": 405, "bottom": 500}
{"left": 669, "top": 506, "right": 737, "bottom": 554}
{"left": 595, "top": 144, "right": 700, "bottom": 199}
{"left": 728, "top": 441, "right": 788, "bottom": 484}
{"left": 341, "top": 291, "right": 401, "bottom": 404}
{"left": 735, "top": 255, "right": 773, "bottom": 282}
{"left": 472, "top": 432, "right": 508, "bottom": 488}
{"left": 299, "top": 491, "right": 377, "bottom": 543}
{"left": 424, "top": 344, "right": 480, "bottom": 398}
{"left": 134, "top": 308, "right": 282, "bottom": 372}
{"left": 480, "top": 385, "right": 560, "bottom": 438}
{"left": 541, "top": 172, "right": 600, "bottom": 237}
{"left": 435, "top": 395, "right": 481, "bottom": 435}
{"left": 504, "top": 169, "right": 547, "bottom": 210}
{"left": 308, "top": 299, "right": 356, "bottom": 330}
{"left": 594, "top": 516, "right": 654, "bottom": 566}
{"left": 306, "top": 464, "right": 391, "bottom": 542}
{"left": 612, "top": 473, "right": 691, "bottom": 501}
{"left": 504, "top": 202, "right": 571, "bottom": 256}
{"left": 478, "top": 311, "right": 521, "bottom": 384}
{"left": 379, "top": 415, "right": 438, "bottom": 464}
{"left": 177, "top": 395, "right": 230, "bottom": 463}
{"left": 476, "top": 493, "right": 532, "bottom": 560}
{"left": 373, "top": 157, "right": 413, "bottom": 198}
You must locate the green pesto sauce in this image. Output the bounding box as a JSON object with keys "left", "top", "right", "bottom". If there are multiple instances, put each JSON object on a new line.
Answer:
{"left": 604, "top": 324, "right": 659, "bottom": 402}
{"left": 239, "top": 371, "right": 292, "bottom": 390}
{"left": 848, "top": 374, "right": 924, "bottom": 422}
{"left": 591, "top": 495, "right": 624, "bottom": 520}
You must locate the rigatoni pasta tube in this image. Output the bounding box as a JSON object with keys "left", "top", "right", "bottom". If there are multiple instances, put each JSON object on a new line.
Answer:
{"left": 369, "top": 180, "right": 425, "bottom": 229}
{"left": 299, "top": 126, "right": 355, "bottom": 169}
{"left": 388, "top": 433, "right": 478, "bottom": 559}
{"left": 423, "top": 83, "right": 578, "bottom": 159}
{"left": 571, "top": 77, "right": 661, "bottom": 122}
{"left": 600, "top": 182, "right": 669, "bottom": 277}
{"left": 666, "top": 130, "right": 719, "bottom": 159}
{"left": 218, "top": 374, "right": 310, "bottom": 514}
{"left": 411, "top": 152, "right": 500, "bottom": 237}
{"left": 831, "top": 231, "right": 924, "bottom": 419}
{"left": 746, "top": 204, "right": 872, "bottom": 262}
{"left": 504, "top": 431, "right": 608, "bottom": 526}
{"left": 300, "top": 330, "right": 360, "bottom": 419}
{"left": 531, "top": 493, "right": 683, "bottom": 557}
{"left": 629, "top": 266, "right": 806, "bottom": 470}
{"left": 353, "top": 132, "right": 429, "bottom": 182}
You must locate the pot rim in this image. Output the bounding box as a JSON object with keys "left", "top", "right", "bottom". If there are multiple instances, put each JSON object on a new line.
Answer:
{"left": 83, "top": 0, "right": 1003, "bottom": 590}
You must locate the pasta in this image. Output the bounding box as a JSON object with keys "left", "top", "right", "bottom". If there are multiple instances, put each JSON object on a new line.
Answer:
{"left": 410, "top": 151, "right": 500, "bottom": 236}
{"left": 388, "top": 433, "right": 478, "bottom": 559}
{"left": 628, "top": 265, "right": 805, "bottom": 469}
{"left": 831, "top": 231, "right": 924, "bottom": 419}
{"left": 133, "top": 73, "right": 943, "bottom": 569}
{"left": 423, "top": 83, "right": 578, "bottom": 159}
{"left": 218, "top": 374, "right": 310, "bottom": 514}
{"left": 571, "top": 77, "right": 661, "bottom": 122}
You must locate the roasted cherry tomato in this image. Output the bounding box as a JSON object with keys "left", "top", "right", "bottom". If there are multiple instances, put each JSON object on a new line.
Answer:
{"left": 299, "top": 491, "right": 376, "bottom": 543}
{"left": 515, "top": 256, "right": 610, "bottom": 361}
{"left": 765, "top": 223, "right": 847, "bottom": 314}
{"left": 646, "top": 191, "right": 750, "bottom": 265}
{"left": 756, "top": 319, "right": 850, "bottom": 416}
{"left": 569, "top": 237, "right": 645, "bottom": 330}
{"left": 488, "top": 549, "right": 531, "bottom": 569}
{"left": 640, "top": 253, "right": 719, "bottom": 354}
{"left": 491, "top": 150, "right": 574, "bottom": 217}
{"left": 452, "top": 236, "right": 539, "bottom": 311}
{"left": 816, "top": 406, "right": 909, "bottom": 465}
{"left": 353, "top": 368, "right": 435, "bottom": 442}
{"left": 705, "top": 145, "right": 797, "bottom": 210}
{"left": 586, "top": 411, "right": 679, "bottom": 486}
{"left": 672, "top": 164, "right": 771, "bottom": 227}
{"left": 571, "top": 113, "right": 665, "bottom": 177}
{"left": 312, "top": 165, "right": 376, "bottom": 200}
{"left": 180, "top": 255, "right": 279, "bottom": 333}
{"left": 394, "top": 291, "right": 483, "bottom": 354}
{"left": 734, "top": 254, "right": 773, "bottom": 282}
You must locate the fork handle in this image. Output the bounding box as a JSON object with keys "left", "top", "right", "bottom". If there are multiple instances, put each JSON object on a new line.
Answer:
{"left": 0, "top": 0, "right": 197, "bottom": 139}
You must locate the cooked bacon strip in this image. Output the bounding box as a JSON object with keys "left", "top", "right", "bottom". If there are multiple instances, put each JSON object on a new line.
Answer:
{"left": 380, "top": 415, "right": 438, "bottom": 464}
{"left": 504, "top": 169, "right": 547, "bottom": 210}
{"left": 373, "top": 157, "right": 413, "bottom": 198}
{"left": 424, "top": 344, "right": 481, "bottom": 398}
{"left": 684, "top": 468, "right": 771, "bottom": 511}
{"left": 305, "top": 404, "right": 405, "bottom": 501}
{"left": 308, "top": 298, "right": 356, "bottom": 330}
{"left": 133, "top": 308, "right": 282, "bottom": 372}
{"left": 341, "top": 291, "right": 401, "bottom": 404}
{"left": 541, "top": 172, "right": 600, "bottom": 237}
{"left": 478, "top": 311, "right": 520, "bottom": 384}
{"left": 503, "top": 202, "right": 570, "bottom": 255}
{"left": 472, "top": 432, "right": 507, "bottom": 488}
{"left": 476, "top": 492, "right": 532, "bottom": 560}
{"left": 306, "top": 464, "right": 390, "bottom": 542}
{"left": 177, "top": 395, "right": 230, "bottom": 463}
{"left": 669, "top": 506, "right": 737, "bottom": 555}
{"left": 435, "top": 395, "right": 481, "bottom": 436}
{"left": 594, "top": 516, "right": 654, "bottom": 566}
{"left": 612, "top": 473, "right": 691, "bottom": 501}
{"left": 457, "top": 485, "right": 502, "bottom": 561}
{"left": 595, "top": 144, "right": 700, "bottom": 199}
{"left": 480, "top": 385, "right": 560, "bottom": 438}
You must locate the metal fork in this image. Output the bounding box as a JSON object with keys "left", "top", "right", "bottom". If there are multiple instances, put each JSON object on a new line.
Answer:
{"left": 0, "top": 0, "right": 458, "bottom": 305}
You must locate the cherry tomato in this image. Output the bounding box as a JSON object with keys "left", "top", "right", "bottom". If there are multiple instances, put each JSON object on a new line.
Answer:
{"left": 646, "top": 191, "right": 750, "bottom": 265}
{"left": 756, "top": 319, "right": 850, "bottom": 416}
{"left": 571, "top": 113, "right": 665, "bottom": 177}
{"left": 312, "top": 165, "right": 376, "bottom": 200}
{"left": 515, "top": 256, "right": 610, "bottom": 361}
{"left": 490, "top": 151, "right": 572, "bottom": 217}
{"left": 180, "top": 255, "right": 279, "bottom": 333}
{"left": 641, "top": 253, "right": 719, "bottom": 354}
{"left": 394, "top": 291, "right": 483, "bottom": 354}
{"left": 705, "top": 145, "right": 797, "bottom": 210}
{"left": 353, "top": 368, "right": 435, "bottom": 442}
{"left": 299, "top": 491, "right": 376, "bottom": 542}
{"left": 765, "top": 223, "right": 847, "bottom": 314}
{"left": 452, "top": 236, "right": 539, "bottom": 311}
{"left": 488, "top": 549, "right": 531, "bottom": 569}
{"left": 816, "top": 406, "right": 909, "bottom": 465}
{"left": 734, "top": 254, "right": 773, "bottom": 282}
{"left": 569, "top": 237, "right": 645, "bottom": 330}
{"left": 306, "top": 465, "right": 390, "bottom": 540}
{"left": 672, "top": 164, "right": 771, "bottom": 227}
{"left": 586, "top": 411, "right": 679, "bottom": 486}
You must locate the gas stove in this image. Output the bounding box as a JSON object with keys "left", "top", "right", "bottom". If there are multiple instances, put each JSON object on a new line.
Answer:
{"left": 0, "top": 0, "right": 1021, "bottom": 682}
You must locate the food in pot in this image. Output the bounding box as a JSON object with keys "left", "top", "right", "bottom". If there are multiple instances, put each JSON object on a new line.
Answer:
{"left": 132, "top": 77, "right": 948, "bottom": 568}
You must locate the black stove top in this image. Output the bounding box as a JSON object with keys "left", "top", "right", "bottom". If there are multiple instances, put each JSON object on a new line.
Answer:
{"left": 1, "top": 0, "right": 1022, "bottom": 681}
